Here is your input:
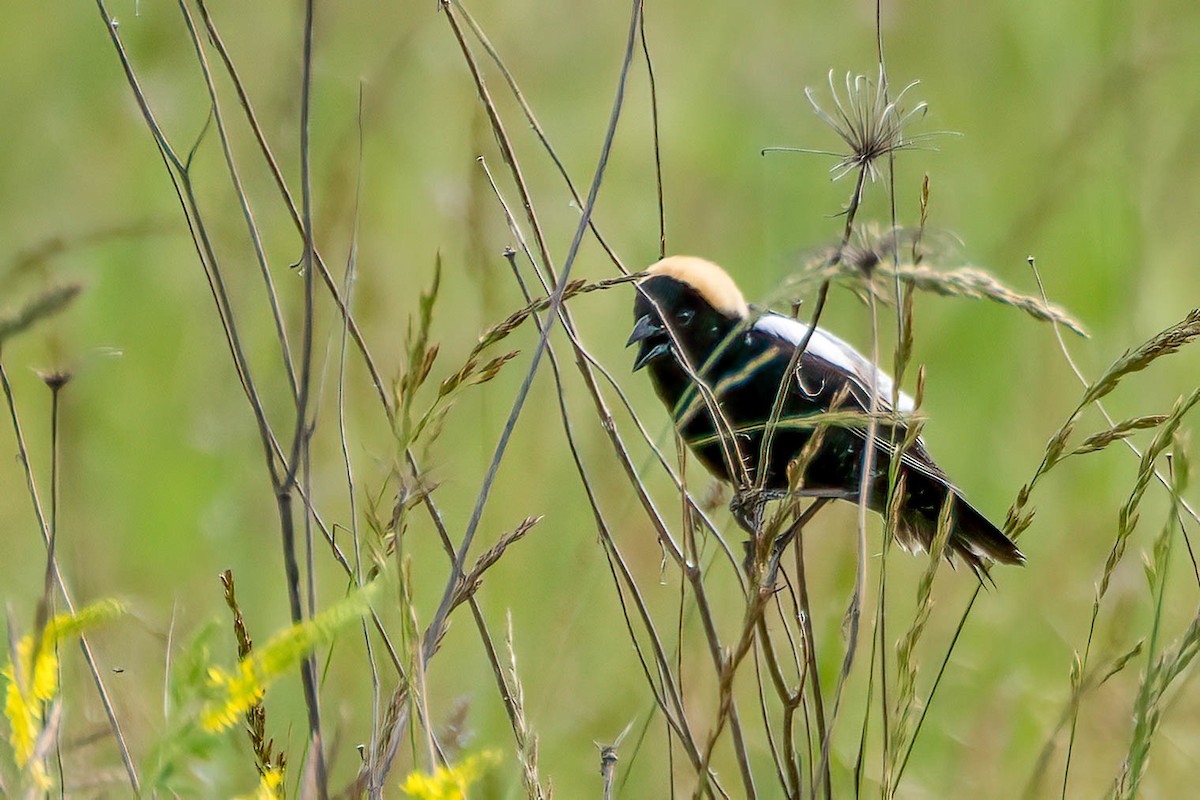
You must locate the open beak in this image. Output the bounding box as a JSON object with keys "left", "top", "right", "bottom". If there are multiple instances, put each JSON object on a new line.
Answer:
{"left": 626, "top": 314, "right": 660, "bottom": 346}
{"left": 627, "top": 314, "right": 670, "bottom": 371}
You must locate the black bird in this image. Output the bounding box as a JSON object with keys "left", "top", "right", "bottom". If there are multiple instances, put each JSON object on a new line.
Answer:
{"left": 627, "top": 255, "right": 1023, "bottom": 574}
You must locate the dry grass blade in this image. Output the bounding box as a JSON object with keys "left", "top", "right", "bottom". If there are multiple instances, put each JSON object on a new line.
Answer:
{"left": 504, "top": 612, "right": 550, "bottom": 800}
{"left": 219, "top": 570, "right": 286, "bottom": 778}
{"left": 1009, "top": 311, "right": 1200, "bottom": 542}
{"left": 1071, "top": 415, "right": 1169, "bottom": 456}
{"left": 450, "top": 516, "right": 543, "bottom": 613}
{"left": 1117, "top": 439, "right": 1191, "bottom": 799}
{"left": 1082, "top": 309, "right": 1200, "bottom": 406}
{"left": 469, "top": 272, "right": 642, "bottom": 355}
{"left": 885, "top": 492, "right": 954, "bottom": 796}
{"left": 1060, "top": 390, "right": 1200, "bottom": 797}
{"left": 889, "top": 264, "right": 1087, "bottom": 336}
{"left": 421, "top": 0, "right": 646, "bottom": 680}
{"left": 775, "top": 254, "right": 1087, "bottom": 337}
{"left": 0, "top": 285, "right": 82, "bottom": 347}
{"left": 456, "top": 20, "right": 724, "bottom": 791}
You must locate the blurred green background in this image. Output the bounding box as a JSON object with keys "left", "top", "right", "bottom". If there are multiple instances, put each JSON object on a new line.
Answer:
{"left": 3, "top": 0, "right": 1200, "bottom": 796}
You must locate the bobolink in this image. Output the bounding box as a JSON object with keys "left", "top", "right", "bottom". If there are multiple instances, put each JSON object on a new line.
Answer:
{"left": 627, "top": 255, "right": 1023, "bottom": 574}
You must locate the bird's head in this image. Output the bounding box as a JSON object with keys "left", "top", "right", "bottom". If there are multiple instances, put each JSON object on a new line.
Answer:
{"left": 627, "top": 256, "right": 750, "bottom": 371}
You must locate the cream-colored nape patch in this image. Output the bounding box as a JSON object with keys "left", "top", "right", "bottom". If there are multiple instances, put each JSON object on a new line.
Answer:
{"left": 645, "top": 256, "right": 749, "bottom": 319}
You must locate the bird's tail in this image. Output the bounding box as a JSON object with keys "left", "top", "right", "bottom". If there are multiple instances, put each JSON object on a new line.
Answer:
{"left": 895, "top": 493, "right": 1024, "bottom": 580}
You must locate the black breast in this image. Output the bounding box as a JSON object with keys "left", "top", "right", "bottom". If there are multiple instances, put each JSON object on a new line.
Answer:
{"left": 646, "top": 329, "right": 868, "bottom": 493}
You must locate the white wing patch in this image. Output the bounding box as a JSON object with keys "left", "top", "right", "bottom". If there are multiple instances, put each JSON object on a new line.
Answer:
{"left": 752, "top": 313, "right": 916, "bottom": 413}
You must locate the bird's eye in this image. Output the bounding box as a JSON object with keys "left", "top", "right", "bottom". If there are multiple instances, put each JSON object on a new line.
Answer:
{"left": 677, "top": 308, "right": 695, "bottom": 326}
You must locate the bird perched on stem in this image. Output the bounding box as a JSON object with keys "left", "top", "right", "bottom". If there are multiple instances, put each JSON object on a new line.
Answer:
{"left": 627, "top": 255, "right": 1023, "bottom": 576}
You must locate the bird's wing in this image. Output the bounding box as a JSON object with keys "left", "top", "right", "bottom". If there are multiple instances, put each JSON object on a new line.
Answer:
{"left": 750, "top": 313, "right": 916, "bottom": 413}
{"left": 751, "top": 312, "right": 956, "bottom": 489}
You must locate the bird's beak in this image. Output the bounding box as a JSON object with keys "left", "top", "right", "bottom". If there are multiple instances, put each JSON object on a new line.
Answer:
{"left": 626, "top": 314, "right": 661, "bottom": 347}
{"left": 628, "top": 314, "right": 670, "bottom": 371}
{"left": 632, "top": 342, "right": 670, "bottom": 371}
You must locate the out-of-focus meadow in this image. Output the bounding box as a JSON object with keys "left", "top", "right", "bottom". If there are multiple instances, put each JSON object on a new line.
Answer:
{"left": 3, "top": 1, "right": 1200, "bottom": 797}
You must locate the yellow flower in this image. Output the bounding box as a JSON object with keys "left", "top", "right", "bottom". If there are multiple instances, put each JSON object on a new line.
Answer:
{"left": 234, "top": 764, "right": 285, "bottom": 800}
{"left": 200, "top": 661, "right": 266, "bottom": 732}
{"left": 201, "top": 584, "right": 377, "bottom": 733}
{"left": 401, "top": 751, "right": 500, "bottom": 799}
{"left": 2, "top": 600, "right": 123, "bottom": 786}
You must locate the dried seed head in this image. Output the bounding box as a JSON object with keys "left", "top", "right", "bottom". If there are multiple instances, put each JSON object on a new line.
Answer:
{"left": 36, "top": 369, "right": 73, "bottom": 391}
{"left": 764, "top": 67, "right": 940, "bottom": 183}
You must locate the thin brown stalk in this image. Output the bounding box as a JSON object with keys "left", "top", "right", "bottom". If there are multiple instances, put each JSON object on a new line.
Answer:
{"left": 194, "top": 0, "right": 393, "bottom": 420}
{"left": 174, "top": 0, "right": 298, "bottom": 401}
{"left": 1028, "top": 257, "right": 1200, "bottom": 584}
{"left": 639, "top": 5, "right": 666, "bottom": 258}
{"left": 450, "top": 0, "right": 629, "bottom": 274}
{"left": 0, "top": 361, "right": 139, "bottom": 792}
{"left": 476, "top": 182, "right": 709, "bottom": 784}
{"left": 787, "top": 530, "right": 831, "bottom": 800}
{"left": 421, "top": 0, "right": 646, "bottom": 672}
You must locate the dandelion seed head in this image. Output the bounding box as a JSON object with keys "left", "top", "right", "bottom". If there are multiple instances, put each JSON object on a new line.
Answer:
{"left": 766, "top": 67, "right": 941, "bottom": 185}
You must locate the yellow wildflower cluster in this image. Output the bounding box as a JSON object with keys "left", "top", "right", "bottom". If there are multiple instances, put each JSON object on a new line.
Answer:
{"left": 1, "top": 599, "right": 124, "bottom": 789}
{"left": 401, "top": 750, "right": 501, "bottom": 799}
{"left": 201, "top": 584, "right": 377, "bottom": 733}
{"left": 235, "top": 764, "right": 284, "bottom": 800}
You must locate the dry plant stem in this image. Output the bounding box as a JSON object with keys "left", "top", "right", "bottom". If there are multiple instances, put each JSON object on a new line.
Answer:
{"left": 476, "top": 171, "right": 717, "bottom": 790}
{"left": 764, "top": 162, "right": 870, "bottom": 800}
{"left": 681, "top": 166, "right": 868, "bottom": 796}
{"left": 601, "top": 746, "right": 619, "bottom": 800}
{"left": 686, "top": 567, "right": 758, "bottom": 799}
{"left": 439, "top": 29, "right": 754, "bottom": 794}
{"left": 892, "top": 585, "right": 980, "bottom": 785}
{"left": 420, "top": 477, "right": 546, "bottom": 792}
{"left": 459, "top": 0, "right": 749, "bottom": 497}
{"left": 0, "top": 362, "right": 140, "bottom": 792}
{"left": 756, "top": 617, "right": 803, "bottom": 797}
{"left": 1027, "top": 257, "right": 1200, "bottom": 582}
{"left": 370, "top": 252, "right": 664, "bottom": 790}
{"left": 494, "top": 249, "right": 711, "bottom": 789}
{"left": 194, "top": 0, "right": 393, "bottom": 420}
{"left": 421, "top": 0, "right": 644, "bottom": 669}
{"left": 274, "top": 2, "right": 327, "bottom": 794}
{"left": 453, "top": 1, "right": 743, "bottom": 575}
{"left": 450, "top": 0, "right": 628, "bottom": 274}
{"left": 482, "top": 184, "right": 723, "bottom": 791}
{"left": 187, "top": 0, "right": 415, "bottom": 686}
{"left": 457, "top": 0, "right": 751, "bottom": 567}
{"left": 32, "top": 377, "right": 67, "bottom": 661}
{"left": 639, "top": 5, "right": 667, "bottom": 258}
{"left": 93, "top": 1, "right": 278, "bottom": 475}
{"left": 337, "top": 88, "right": 384, "bottom": 785}
{"left": 867, "top": 543, "right": 890, "bottom": 797}
{"left": 750, "top": 571, "right": 821, "bottom": 799}
{"left": 814, "top": 291, "right": 883, "bottom": 797}
{"left": 792, "top": 532, "right": 832, "bottom": 800}
{"left": 876, "top": 16, "right": 904, "bottom": 788}
{"left": 174, "top": 0, "right": 298, "bottom": 402}
{"left": 47, "top": 378, "right": 66, "bottom": 790}
{"left": 396, "top": 24, "right": 709, "bottom": 779}
{"left": 105, "top": 0, "right": 328, "bottom": 788}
